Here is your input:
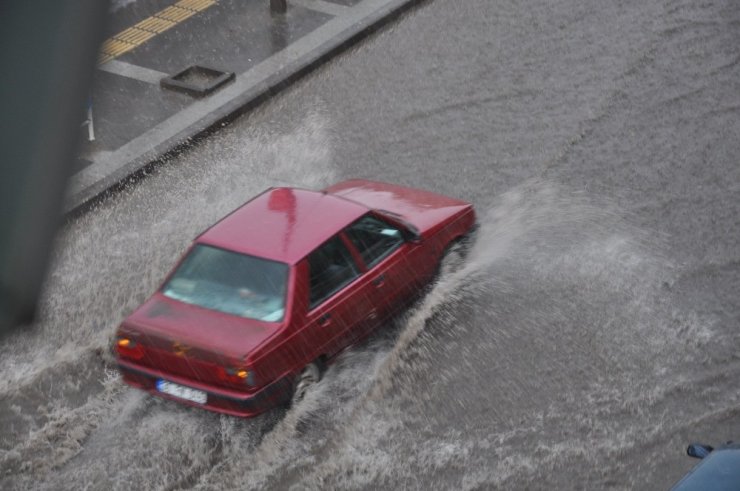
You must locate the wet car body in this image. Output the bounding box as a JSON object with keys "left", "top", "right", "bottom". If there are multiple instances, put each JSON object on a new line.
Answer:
{"left": 670, "top": 442, "right": 740, "bottom": 491}
{"left": 114, "top": 179, "right": 476, "bottom": 417}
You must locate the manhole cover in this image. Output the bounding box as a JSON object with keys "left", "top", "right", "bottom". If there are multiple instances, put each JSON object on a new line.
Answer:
{"left": 160, "top": 65, "right": 235, "bottom": 97}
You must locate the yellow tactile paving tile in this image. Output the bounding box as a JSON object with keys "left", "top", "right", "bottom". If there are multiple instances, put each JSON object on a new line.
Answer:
{"left": 156, "top": 6, "right": 195, "bottom": 23}
{"left": 98, "top": 0, "right": 217, "bottom": 65}
{"left": 114, "top": 27, "right": 157, "bottom": 45}
{"left": 98, "top": 53, "right": 115, "bottom": 65}
{"left": 136, "top": 16, "right": 177, "bottom": 34}
{"left": 100, "top": 38, "right": 136, "bottom": 57}
{"left": 176, "top": 0, "right": 216, "bottom": 12}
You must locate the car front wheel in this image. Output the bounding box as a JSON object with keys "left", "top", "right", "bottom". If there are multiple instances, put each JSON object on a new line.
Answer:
{"left": 291, "top": 362, "right": 321, "bottom": 406}
{"left": 439, "top": 235, "right": 472, "bottom": 277}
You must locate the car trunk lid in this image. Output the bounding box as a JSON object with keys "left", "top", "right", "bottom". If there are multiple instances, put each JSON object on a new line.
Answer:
{"left": 119, "top": 293, "right": 279, "bottom": 388}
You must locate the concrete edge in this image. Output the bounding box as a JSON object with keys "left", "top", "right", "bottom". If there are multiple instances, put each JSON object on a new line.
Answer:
{"left": 64, "top": 0, "right": 428, "bottom": 217}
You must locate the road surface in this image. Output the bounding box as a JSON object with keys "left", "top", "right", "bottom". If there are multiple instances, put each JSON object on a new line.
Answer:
{"left": 2, "top": 0, "right": 739, "bottom": 489}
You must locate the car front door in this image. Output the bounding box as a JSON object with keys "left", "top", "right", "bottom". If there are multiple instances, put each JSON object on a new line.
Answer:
{"left": 343, "top": 214, "right": 421, "bottom": 323}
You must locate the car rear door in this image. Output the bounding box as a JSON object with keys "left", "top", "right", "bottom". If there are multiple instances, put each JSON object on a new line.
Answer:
{"left": 300, "top": 234, "right": 379, "bottom": 359}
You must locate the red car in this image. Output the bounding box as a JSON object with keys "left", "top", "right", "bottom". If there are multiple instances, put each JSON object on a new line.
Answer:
{"left": 114, "top": 179, "right": 475, "bottom": 417}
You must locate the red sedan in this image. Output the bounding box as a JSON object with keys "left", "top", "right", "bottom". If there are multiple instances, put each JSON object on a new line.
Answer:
{"left": 114, "top": 179, "right": 476, "bottom": 417}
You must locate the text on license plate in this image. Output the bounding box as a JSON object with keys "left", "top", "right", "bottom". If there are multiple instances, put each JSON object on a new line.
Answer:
{"left": 156, "top": 379, "right": 207, "bottom": 404}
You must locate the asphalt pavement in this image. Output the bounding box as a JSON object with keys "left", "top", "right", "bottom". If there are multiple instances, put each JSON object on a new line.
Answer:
{"left": 70, "top": 0, "right": 423, "bottom": 213}
{"left": 3, "top": 0, "right": 739, "bottom": 489}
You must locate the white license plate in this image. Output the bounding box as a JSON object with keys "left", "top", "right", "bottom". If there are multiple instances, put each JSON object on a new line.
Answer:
{"left": 156, "top": 379, "right": 207, "bottom": 404}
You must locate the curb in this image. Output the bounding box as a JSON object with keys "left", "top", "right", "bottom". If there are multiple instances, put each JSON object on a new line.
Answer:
{"left": 65, "top": 0, "right": 428, "bottom": 217}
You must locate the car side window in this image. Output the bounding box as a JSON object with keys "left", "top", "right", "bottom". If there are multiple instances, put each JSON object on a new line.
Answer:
{"left": 344, "top": 215, "right": 404, "bottom": 268}
{"left": 307, "top": 235, "right": 360, "bottom": 308}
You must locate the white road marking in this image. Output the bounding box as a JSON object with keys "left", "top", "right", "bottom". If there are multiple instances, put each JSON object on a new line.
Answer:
{"left": 98, "top": 59, "right": 169, "bottom": 85}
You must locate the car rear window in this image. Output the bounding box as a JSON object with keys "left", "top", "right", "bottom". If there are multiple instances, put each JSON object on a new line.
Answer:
{"left": 162, "top": 244, "right": 288, "bottom": 322}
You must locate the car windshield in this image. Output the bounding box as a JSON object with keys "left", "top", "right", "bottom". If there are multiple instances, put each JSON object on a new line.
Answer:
{"left": 162, "top": 244, "right": 288, "bottom": 322}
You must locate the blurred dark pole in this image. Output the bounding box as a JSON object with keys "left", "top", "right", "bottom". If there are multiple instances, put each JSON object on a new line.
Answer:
{"left": 270, "top": 0, "right": 287, "bottom": 14}
{"left": 0, "top": 1, "right": 109, "bottom": 336}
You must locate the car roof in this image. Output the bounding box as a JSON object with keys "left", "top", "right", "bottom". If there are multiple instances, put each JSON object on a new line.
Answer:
{"left": 196, "top": 187, "right": 369, "bottom": 264}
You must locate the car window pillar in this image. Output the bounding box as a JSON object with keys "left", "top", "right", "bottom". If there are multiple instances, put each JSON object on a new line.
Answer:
{"left": 339, "top": 231, "right": 368, "bottom": 273}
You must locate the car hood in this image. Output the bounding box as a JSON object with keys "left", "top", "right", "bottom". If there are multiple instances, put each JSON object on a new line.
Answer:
{"left": 325, "top": 179, "right": 473, "bottom": 234}
{"left": 122, "top": 293, "right": 279, "bottom": 360}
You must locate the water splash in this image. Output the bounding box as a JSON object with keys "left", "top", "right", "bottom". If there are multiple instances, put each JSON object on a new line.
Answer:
{"left": 0, "top": 110, "right": 339, "bottom": 490}
{"left": 252, "top": 180, "right": 709, "bottom": 490}
{"left": 0, "top": 167, "right": 715, "bottom": 491}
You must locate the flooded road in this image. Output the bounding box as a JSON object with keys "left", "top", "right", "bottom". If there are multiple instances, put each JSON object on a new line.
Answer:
{"left": 2, "top": 0, "right": 740, "bottom": 489}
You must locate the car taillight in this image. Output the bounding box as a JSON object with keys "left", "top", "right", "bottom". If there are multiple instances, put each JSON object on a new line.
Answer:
{"left": 115, "top": 337, "right": 145, "bottom": 360}
{"left": 217, "top": 366, "right": 254, "bottom": 386}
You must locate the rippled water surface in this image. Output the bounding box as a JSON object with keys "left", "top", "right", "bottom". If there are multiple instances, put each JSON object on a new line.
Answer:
{"left": 2, "top": 0, "right": 740, "bottom": 489}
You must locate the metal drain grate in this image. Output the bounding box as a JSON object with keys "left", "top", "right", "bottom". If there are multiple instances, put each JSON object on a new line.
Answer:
{"left": 160, "top": 65, "right": 235, "bottom": 97}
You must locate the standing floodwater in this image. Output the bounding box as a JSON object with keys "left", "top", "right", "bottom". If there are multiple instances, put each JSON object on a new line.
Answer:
{"left": 2, "top": 0, "right": 740, "bottom": 489}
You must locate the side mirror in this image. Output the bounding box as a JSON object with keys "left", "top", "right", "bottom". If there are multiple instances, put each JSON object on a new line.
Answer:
{"left": 375, "top": 209, "right": 421, "bottom": 243}
{"left": 687, "top": 443, "right": 713, "bottom": 459}
{"left": 404, "top": 227, "right": 422, "bottom": 243}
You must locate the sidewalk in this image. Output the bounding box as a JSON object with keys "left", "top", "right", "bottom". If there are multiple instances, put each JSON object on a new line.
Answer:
{"left": 69, "top": 0, "right": 423, "bottom": 214}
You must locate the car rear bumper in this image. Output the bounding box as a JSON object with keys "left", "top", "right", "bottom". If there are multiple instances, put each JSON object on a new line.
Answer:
{"left": 117, "top": 359, "right": 293, "bottom": 417}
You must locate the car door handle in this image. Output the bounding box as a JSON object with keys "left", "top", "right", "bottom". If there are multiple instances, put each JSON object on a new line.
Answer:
{"left": 319, "top": 313, "right": 331, "bottom": 327}
{"left": 372, "top": 274, "right": 385, "bottom": 287}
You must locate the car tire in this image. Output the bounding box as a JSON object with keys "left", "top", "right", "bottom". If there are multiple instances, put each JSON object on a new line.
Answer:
{"left": 291, "top": 362, "right": 321, "bottom": 405}
{"left": 439, "top": 235, "right": 472, "bottom": 277}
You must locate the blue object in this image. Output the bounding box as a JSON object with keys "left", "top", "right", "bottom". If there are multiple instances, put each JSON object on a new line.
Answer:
{"left": 671, "top": 443, "right": 740, "bottom": 491}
